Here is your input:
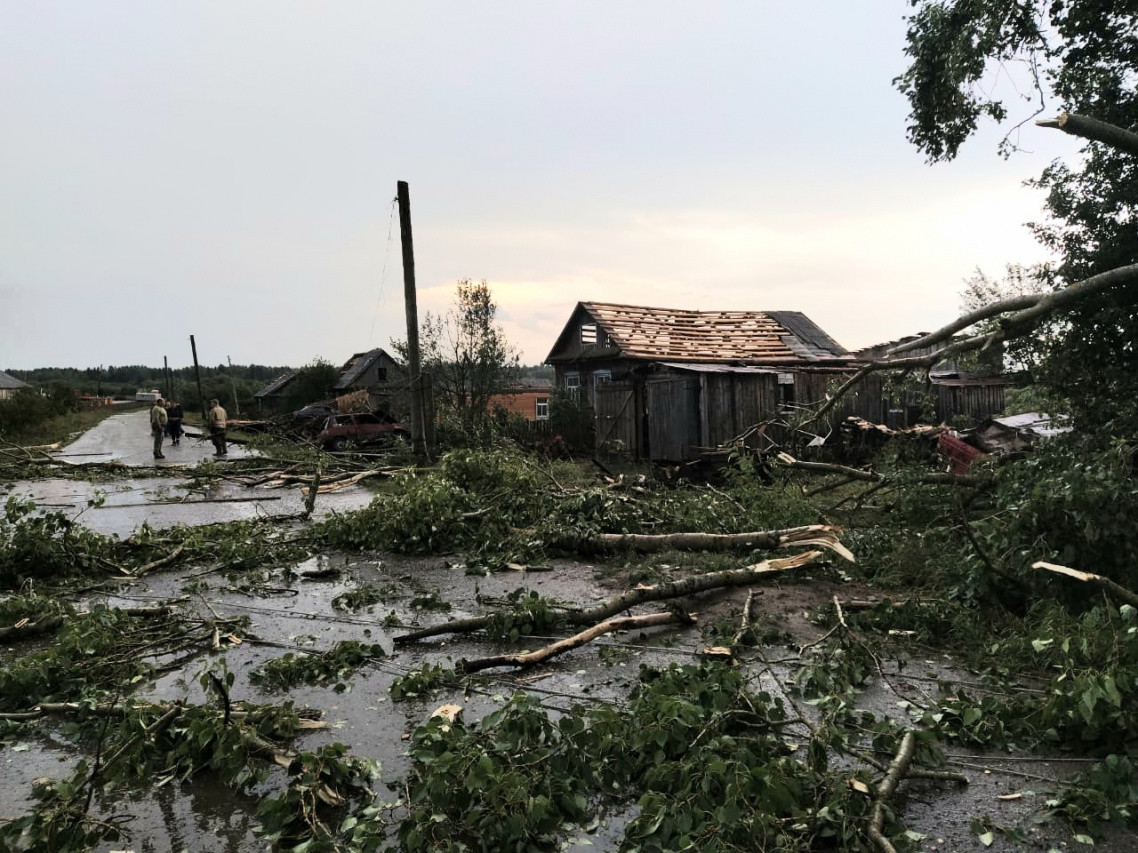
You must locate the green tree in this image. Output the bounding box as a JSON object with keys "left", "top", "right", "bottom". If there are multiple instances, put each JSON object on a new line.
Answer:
{"left": 408, "top": 280, "right": 520, "bottom": 437}
{"left": 897, "top": 0, "right": 1138, "bottom": 434}
{"left": 282, "top": 359, "right": 340, "bottom": 411}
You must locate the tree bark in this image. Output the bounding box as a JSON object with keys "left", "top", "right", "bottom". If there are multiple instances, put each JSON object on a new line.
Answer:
{"left": 1036, "top": 112, "right": 1138, "bottom": 157}
{"left": 394, "top": 550, "right": 823, "bottom": 644}
{"left": 561, "top": 523, "right": 853, "bottom": 561}
{"left": 457, "top": 611, "right": 688, "bottom": 673}
{"left": 867, "top": 730, "right": 916, "bottom": 853}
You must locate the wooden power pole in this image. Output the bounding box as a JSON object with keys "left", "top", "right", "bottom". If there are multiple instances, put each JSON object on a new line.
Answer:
{"left": 190, "top": 335, "right": 206, "bottom": 420}
{"left": 397, "top": 180, "right": 429, "bottom": 459}
{"left": 163, "top": 355, "right": 171, "bottom": 400}
{"left": 227, "top": 355, "right": 240, "bottom": 416}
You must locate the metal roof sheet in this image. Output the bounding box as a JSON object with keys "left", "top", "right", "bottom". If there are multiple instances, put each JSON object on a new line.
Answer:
{"left": 658, "top": 362, "right": 780, "bottom": 374}
{"left": 253, "top": 371, "right": 297, "bottom": 398}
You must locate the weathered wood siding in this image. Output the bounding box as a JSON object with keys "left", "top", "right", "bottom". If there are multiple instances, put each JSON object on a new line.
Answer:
{"left": 594, "top": 382, "right": 639, "bottom": 456}
{"left": 647, "top": 377, "right": 700, "bottom": 461}
{"left": 698, "top": 373, "right": 779, "bottom": 447}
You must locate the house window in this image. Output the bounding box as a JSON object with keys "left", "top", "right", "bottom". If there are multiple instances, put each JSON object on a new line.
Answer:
{"left": 593, "top": 370, "right": 612, "bottom": 389}
{"left": 564, "top": 372, "right": 581, "bottom": 400}
{"left": 535, "top": 397, "right": 550, "bottom": 420}
{"left": 580, "top": 323, "right": 598, "bottom": 345}
{"left": 375, "top": 367, "right": 387, "bottom": 381}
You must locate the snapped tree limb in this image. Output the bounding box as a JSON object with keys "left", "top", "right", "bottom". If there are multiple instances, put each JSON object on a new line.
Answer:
{"left": 1032, "top": 561, "right": 1138, "bottom": 609}
{"left": 561, "top": 523, "right": 854, "bottom": 561}
{"left": 457, "top": 611, "right": 690, "bottom": 673}
{"left": 867, "top": 730, "right": 916, "bottom": 853}
{"left": 776, "top": 453, "right": 989, "bottom": 488}
{"left": 1036, "top": 112, "right": 1138, "bottom": 157}
{"left": 395, "top": 550, "right": 824, "bottom": 644}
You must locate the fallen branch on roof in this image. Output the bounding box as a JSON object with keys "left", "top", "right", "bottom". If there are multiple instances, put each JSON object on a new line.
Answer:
{"left": 395, "top": 550, "right": 823, "bottom": 644}
{"left": 550, "top": 523, "right": 854, "bottom": 561}
{"left": 1032, "top": 561, "right": 1138, "bottom": 609}
{"left": 457, "top": 611, "right": 691, "bottom": 673}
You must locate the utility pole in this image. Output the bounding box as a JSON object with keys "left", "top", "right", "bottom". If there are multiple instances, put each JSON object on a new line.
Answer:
{"left": 397, "top": 180, "right": 429, "bottom": 459}
{"left": 163, "top": 356, "right": 171, "bottom": 400}
{"left": 227, "top": 355, "right": 240, "bottom": 416}
{"left": 190, "top": 335, "right": 206, "bottom": 421}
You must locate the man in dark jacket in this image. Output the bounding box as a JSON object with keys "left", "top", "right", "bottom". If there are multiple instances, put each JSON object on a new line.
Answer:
{"left": 165, "top": 400, "right": 184, "bottom": 446}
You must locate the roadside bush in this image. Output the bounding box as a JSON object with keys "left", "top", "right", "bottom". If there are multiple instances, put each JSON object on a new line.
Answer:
{"left": 0, "top": 385, "right": 80, "bottom": 442}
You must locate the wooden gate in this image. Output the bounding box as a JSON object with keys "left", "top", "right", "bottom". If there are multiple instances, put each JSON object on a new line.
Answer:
{"left": 594, "top": 382, "right": 637, "bottom": 456}
{"left": 646, "top": 377, "right": 700, "bottom": 461}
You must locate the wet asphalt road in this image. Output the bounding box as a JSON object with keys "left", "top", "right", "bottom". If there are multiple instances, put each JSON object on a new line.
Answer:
{"left": 50, "top": 408, "right": 254, "bottom": 467}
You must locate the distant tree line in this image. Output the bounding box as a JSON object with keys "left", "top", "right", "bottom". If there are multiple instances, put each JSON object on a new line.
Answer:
{"left": 6, "top": 364, "right": 292, "bottom": 415}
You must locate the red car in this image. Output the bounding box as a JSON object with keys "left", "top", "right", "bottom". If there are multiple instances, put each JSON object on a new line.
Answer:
{"left": 315, "top": 412, "right": 409, "bottom": 450}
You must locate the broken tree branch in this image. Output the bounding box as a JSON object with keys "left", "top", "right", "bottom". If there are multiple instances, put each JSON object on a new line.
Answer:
{"left": 776, "top": 453, "right": 989, "bottom": 487}
{"left": 395, "top": 550, "right": 824, "bottom": 644}
{"left": 1036, "top": 112, "right": 1138, "bottom": 157}
{"left": 867, "top": 730, "right": 916, "bottom": 853}
{"left": 1032, "top": 561, "right": 1138, "bottom": 609}
{"left": 457, "top": 611, "right": 690, "bottom": 673}
{"left": 560, "top": 523, "right": 854, "bottom": 561}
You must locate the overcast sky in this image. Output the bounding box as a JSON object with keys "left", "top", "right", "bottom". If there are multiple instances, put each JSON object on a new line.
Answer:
{"left": 1, "top": 1, "right": 1075, "bottom": 371}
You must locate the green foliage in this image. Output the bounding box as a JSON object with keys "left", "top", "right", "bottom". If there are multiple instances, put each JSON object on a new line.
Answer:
{"left": 1054, "top": 754, "right": 1138, "bottom": 829}
{"left": 251, "top": 641, "right": 385, "bottom": 693}
{"left": 0, "top": 385, "right": 82, "bottom": 443}
{"left": 281, "top": 358, "right": 340, "bottom": 412}
{"left": 256, "top": 743, "right": 383, "bottom": 852}
{"left": 389, "top": 663, "right": 457, "bottom": 701}
{"left": 0, "top": 497, "right": 113, "bottom": 588}
{"left": 484, "top": 588, "right": 561, "bottom": 642}
{"left": 398, "top": 662, "right": 903, "bottom": 852}
{"left": 0, "top": 607, "right": 158, "bottom": 710}
{"left": 331, "top": 583, "right": 395, "bottom": 613}
{"left": 923, "top": 603, "right": 1138, "bottom": 755}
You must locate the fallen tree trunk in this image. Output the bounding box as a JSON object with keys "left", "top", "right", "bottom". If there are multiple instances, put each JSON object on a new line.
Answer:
{"left": 458, "top": 611, "right": 689, "bottom": 673}
{"left": 395, "top": 550, "right": 823, "bottom": 644}
{"left": 1032, "top": 561, "right": 1138, "bottom": 609}
{"left": 562, "top": 523, "right": 854, "bottom": 561}
{"left": 777, "top": 453, "right": 989, "bottom": 488}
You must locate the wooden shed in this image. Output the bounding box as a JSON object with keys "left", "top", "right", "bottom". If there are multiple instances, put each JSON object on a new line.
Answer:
{"left": 546, "top": 302, "right": 855, "bottom": 461}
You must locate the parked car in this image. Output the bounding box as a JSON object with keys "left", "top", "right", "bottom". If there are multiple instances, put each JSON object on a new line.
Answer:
{"left": 290, "top": 404, "right": 337, "bottom": 435}
{"left": 315, "top": 412, "right": 409, "bottom": 450}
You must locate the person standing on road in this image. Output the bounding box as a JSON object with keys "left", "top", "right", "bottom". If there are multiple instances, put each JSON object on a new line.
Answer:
{"left": 150, "top": 398, "right": 168, "bottom": 459}
{"left": 166, "top": 399, "right": 184, "bottom": 446}
{"left": 208, "top": 398, "right": 228, "bottom": 457}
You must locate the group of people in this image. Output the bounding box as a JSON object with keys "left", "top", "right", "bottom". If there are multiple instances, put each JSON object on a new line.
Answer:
{"left": 149, "top": 398, "right": 228, "bottom": 460}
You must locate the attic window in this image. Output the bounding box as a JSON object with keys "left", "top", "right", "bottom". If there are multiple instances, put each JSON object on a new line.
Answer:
{"left": 580, "top": 323, "right": 598, "bottom": 345}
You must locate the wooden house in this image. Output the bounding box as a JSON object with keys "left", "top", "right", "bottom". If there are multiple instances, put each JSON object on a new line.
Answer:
{"left": 0, "top": 371, "right": 31, "bottom": 400}
{"left": 333, "top": 348, "right": 409, "bottom": 416}
{"left": 545, "top": 302, "right": 857, "bottom": 460}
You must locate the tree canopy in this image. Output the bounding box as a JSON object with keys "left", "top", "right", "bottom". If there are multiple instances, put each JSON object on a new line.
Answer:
{"left": 897, "top": 0, "right": 1138, "bottom": 433}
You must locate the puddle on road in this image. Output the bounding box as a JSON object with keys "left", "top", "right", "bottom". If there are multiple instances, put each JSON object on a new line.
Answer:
{"left": 1, "top": 476, "right": 375, "bottom": 538}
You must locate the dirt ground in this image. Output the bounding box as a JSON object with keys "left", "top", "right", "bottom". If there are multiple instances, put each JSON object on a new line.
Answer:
{"left": 2, "top": 413, "right": 1135, "bottom": 851}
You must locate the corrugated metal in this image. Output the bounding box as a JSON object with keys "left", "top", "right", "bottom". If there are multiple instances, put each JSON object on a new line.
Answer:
{"left": 254, "top": 371, "right": 296, "bottom": 398}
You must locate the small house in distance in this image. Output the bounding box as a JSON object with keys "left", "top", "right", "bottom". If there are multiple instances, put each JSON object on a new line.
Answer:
{"left": 333, "top": 348, "right": 409, "bottom": 415}
{"left": 0, "top": 371, "right": 31, "bottom": 400}
{"left": 253, "top": 370, "right": 298, "bottom": 415}
{"left": 545, "top": 301, "right": 855, "bottom": 460}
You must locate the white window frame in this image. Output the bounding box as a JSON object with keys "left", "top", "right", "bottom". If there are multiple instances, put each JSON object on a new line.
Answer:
{"left": 593, "top": 370, "right": 612, "bottom": 389}
{"left": 535, "top": 397, "right": 550, "bottom": 420}
{"left": 580, "top": 323, "right": 598, "bottom": 345}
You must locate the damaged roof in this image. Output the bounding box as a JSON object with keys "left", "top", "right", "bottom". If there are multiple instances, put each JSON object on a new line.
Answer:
{"left": 334, "top": 348, "right": 399, "bottom": 391}
{"left": 253, "top": 371, "right": 297, "bottom": 399}
{"left": 550, "top": 302, "right": 850, "bottom": 364}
